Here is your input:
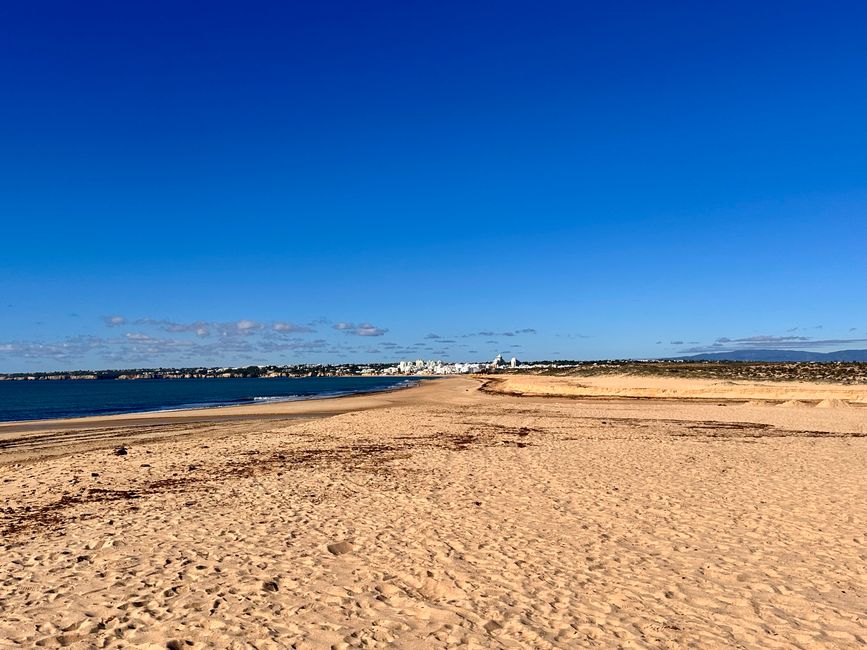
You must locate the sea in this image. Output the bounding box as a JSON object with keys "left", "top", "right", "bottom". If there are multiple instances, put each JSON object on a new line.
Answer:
{"left": 0, "top": 376, "right": 420, "bottom": 423}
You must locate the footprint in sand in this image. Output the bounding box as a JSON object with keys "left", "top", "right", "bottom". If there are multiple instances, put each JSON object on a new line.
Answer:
{"left": 327, "top": 540, "right": 355, "bottom": 556}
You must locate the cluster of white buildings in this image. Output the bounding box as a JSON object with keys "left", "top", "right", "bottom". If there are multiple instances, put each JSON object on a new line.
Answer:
{"left": 380, "top": 354, "right": 519, "bottom": 376}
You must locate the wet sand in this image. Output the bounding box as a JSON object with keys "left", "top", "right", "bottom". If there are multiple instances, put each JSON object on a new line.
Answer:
{"left": 1, "top": 375, "right": 866, "bottom": 648}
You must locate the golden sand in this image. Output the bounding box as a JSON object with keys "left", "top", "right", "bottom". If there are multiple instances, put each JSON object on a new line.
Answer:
{"left": 1, "top": 376, "right": 865, "bottom": 648}
{"left": 482, "top": 373, "right": 867, "bottom": 404}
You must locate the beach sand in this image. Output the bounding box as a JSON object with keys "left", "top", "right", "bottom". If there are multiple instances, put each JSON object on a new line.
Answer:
{"left": 1, "top": 375, "right": 866, "bottom": 648}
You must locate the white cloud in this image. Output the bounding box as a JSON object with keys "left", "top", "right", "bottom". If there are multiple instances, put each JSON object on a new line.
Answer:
{"left": 135, "top": 318, "right": 211, "bottom": 337}
{"left": 0, "top": 315, "right": 392, "bottom": 368}
{"left": 236, "top": 319, "right": 259, "bottom": 331}
{"left": 462, "top": 328, "right": 537, "bottom": 338}
{"left": 333, "top": 322, "right": 388, "bottom": 337}
{"left": 272, "top": 321, "right": 314, "bottom": 333}
{"left": 680, "top": 334, "right": 867, "bottom": 353}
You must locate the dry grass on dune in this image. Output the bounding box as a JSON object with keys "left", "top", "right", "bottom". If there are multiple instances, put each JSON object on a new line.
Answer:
{"left": 519, "top": 361, "right": 867, "bottom": 384}
{"left": 481, "top": 372, "right": 867, "bottom": 407}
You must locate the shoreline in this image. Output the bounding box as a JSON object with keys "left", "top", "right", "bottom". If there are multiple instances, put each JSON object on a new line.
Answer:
{"left": 0, "top": 376, "right": 438, "bottom": 433}
{"left": 0, "top": 377, "right": 477, "bottom": 462}
{"left": 5, "top": 371, "right": 867, "bottom": 447}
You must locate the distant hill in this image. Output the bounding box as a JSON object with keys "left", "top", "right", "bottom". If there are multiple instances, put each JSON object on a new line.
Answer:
{"left": 671, "top": 349, "right": 867, "bottom": 362}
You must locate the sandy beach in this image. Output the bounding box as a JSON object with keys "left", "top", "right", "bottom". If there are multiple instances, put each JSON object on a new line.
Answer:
{"left": 2, "top": 375, "right": 866, "bottom": 648}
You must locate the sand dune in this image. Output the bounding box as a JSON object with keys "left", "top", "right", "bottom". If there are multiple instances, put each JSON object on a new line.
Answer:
{"left": 2, "top": 376, "right": 866, "bottom": 648}
{"left": 483, "top": 373, "right": 867, "bottom": 404}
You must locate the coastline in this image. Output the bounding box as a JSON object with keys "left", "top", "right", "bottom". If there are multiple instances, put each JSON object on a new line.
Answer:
{"left": 0, "top": 376, "right": 439, "bottom": 434}
{"left": 0, "top": 377, "right": 474, "bottom": 463}
{"left": 4, "top": 373, "right": 867, "bottom": 461}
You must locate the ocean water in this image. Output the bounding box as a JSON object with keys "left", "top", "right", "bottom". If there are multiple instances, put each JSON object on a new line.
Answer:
{"left": 0, "top": 376, "right": 419, "bottom": 423}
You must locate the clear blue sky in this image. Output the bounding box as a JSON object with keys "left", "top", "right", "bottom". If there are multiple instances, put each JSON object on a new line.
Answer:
{"left": 2, "top": 1, "right": 867, "bottom": 371}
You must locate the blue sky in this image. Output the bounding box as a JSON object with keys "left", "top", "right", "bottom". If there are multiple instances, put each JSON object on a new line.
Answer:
{"left": 2, "top": 1, "right": 867, "bottom": 371}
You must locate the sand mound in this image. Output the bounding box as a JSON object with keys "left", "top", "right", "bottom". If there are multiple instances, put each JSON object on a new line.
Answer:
{"left": 777, "top": 400, "right": 807, "bottom": 408}
{"left": 816, "top": 398, "right": 850, "bottom": 409}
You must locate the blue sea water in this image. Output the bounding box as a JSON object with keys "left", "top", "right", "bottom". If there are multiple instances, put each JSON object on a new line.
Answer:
{"left": 0, "top": 376, "right": 419, "bottom": 422}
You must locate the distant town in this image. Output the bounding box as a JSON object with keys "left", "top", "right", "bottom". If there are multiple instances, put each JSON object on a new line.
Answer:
{"left": 2, "top": 355, "right": 866, "bottom": 384}
{"left": 0, "top": 355, "right": 530, "bottom": 381}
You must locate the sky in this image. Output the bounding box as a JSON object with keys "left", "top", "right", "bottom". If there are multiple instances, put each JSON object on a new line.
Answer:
{"left": 2, "top": 1, "right": 867, "bottom": 372}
